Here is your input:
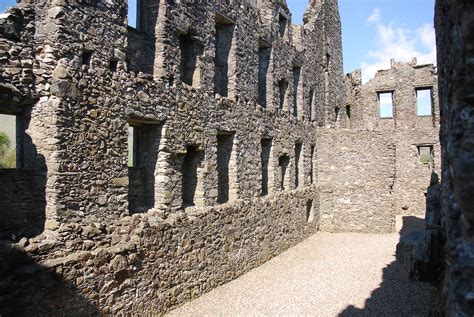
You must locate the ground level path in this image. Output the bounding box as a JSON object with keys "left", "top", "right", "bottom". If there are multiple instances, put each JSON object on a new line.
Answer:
{"left": 167, "top": 216, "right": 431, "bottom": 317}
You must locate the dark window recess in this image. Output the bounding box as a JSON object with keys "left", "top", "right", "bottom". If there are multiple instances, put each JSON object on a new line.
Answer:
{"left": 346, "top": 105, "right": 351, "bottom": 119}
{"left": 295, "top": 143, "right": 302, "bottom": 187}
{"left": 214, "top": 21, "right": 234, "bottom": 97}
{"left": 278, "top": 14, "right": 287, "bottom": 37}
{"left": 82, "top": 51, "right": 93, "bottom": 66}
{"left": 182, "top": 145, "right": 202, "bottom": 208}
{"left": 180, "top": 34, "right": 202, "bottom": 87}
{"left": 335, "top": 107, "right": 340, "bottom": 122}
{"left": 308, "top": 89, "right": 314, "bottom": 121}
{"left": 278, "top": 79, "right": 288, "bottom": 110}
{"left": 261, "top": 138, "right": 272, "bottom": 196}
{"left": 418, "top": 145, "right": 433, "bottom": 164}
{"left": 293, "top": 66, "right": 301, "bottom": 118}
{"left": 217, "top": 133, "right": 234, "bottom": 203}
{"left": 306, "top": 200, "right": 315, "bottom": 223}
{"left": 109, "top": 60, "right": 118, "bottom": 72}
{"left": 310, "top": 145, "right": 315, "bottom": 184}
{"left": 258, "top": 46, "right": 271, "bottom": 107}
{"left": 279, "top": 155, "right": 290, "bottom": 191}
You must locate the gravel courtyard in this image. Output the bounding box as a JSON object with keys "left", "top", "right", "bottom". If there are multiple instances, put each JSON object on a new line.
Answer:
{"left": 167, "top": 216, "right": 430, "bottom": 317}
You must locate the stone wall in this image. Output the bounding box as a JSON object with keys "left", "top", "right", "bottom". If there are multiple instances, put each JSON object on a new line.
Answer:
{"left": 0, "top": 0, "right": 340, "bottom": 315}
{"left": 432, "top": 0, "right": 474, "bottom": 315}
{"left": 317, "top": 129, "right": 396, "bottom": 233}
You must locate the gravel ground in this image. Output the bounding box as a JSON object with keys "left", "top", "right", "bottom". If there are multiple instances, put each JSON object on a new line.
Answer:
{"left": 167, "top": 216, "right": 430, "bottom": 317}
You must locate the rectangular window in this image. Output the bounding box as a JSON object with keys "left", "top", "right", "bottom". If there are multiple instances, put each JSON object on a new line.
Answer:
{"left": 416, "top": 88, "right": 433, "bottom": 116}
{"left": 214, "top": 18, "right": 234, "bottom": 97}
{"left": 418, "top": 145, "right": 433, "bottom": 164}
{"left": 292, "top": 66, "right": 301, "bottom": 118}
{"left": 180, "top": 34, "right": 202, "bottom": 87}
{"left": 295, "top": 143, "right": 302, "bottom": 188}
{"left": 182, "top": 145, "right": 203, "bottom": 208}
{"left": 306, "top": 200, "right": 315, "bottom": 223}
{"left": 278, "top": 14, "right": 287, "bottom": 38}
{"left": 0, "top": 114, "right": 17, "bottom": 169}
{"left": 346, "top": 105, "right": 352, "bottom": 119}
{"left": 261, "top": 138, "right": 272, "bottom": 196}
{"left": 310, "top": 145, "right": 315, "bottom": 184}
{"left": 378, "top": 92, "right": 394, "bottom": 118}
{"left": 258, "top": 46, "right": 271, "bottom": 107}
{"left": 217, "top": 133, "right": 235, "bottom": 203}
{"left": 279, "top": 155, "right": 290, "bottom": 191}
{"left": 308, "top": 89, "right": 314, "bottom": 121}
{"left": 127, "top": 122, "right": 162, "bottom": 213}
{"left": 278, "top": 79, "right": 288, "bottom": 110}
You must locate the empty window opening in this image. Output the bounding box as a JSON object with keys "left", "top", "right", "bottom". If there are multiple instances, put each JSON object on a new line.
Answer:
{"left": 379, "top": 92, "right": 394, "bottom": 118}
{"left": 182, "top": 145, "right": 203, "bottom": 208}
{"left": 306, "top": 200, "right": 315, "bottom": 223}
{"left": 335, "top": 107, "right": 340, "bottom": 123}
{"left": 127, "top": 122, "right": 162, "bottom": 213}
{"left": 278, "top": 14, "right": 287, "bottom": 38}
{"left": 346, "top": 105, "right": 352, "bottom": 119}
{"left": 214, "top": 19, "right": 235, "bottom": 97}
{"left": 278, "top": 155, "right": 290, "bottom": 191}
{"left": 418, "top": 145, "right": 433, "bottom": 164}
{"left": 258, "top": 46, "right": 271, "bottom": 107}
{"left": 295, "top": 143, "right": 302, "bottom": 188}
{"left": 82, "top": 51, "right": 93, "bottom": 66}
{"left": 261, "top": 138, "right": 273, "bottom": 196}
{"left": 180, "top": 34, "right": 203, "bottom": 87}
{"left": 109, "top": 59, "right": 118, "bottom": 72}
{"left": 310, "top": 145, "right": 315, "bottom": 184}
{"left": 416, "top": 88, "right": 433, "bottom": 116}
{"left": 308, "top": 89, "right": 314, "bottom": 121}
{"left": 292, "top": 66, "right": 301, "bottom": 118}
{"left": 217, "top": 133, "right": 235, "bottom": 203}
{"left": 0, "top": 114, "right": 18, "bottom": 169}
{"left": 278, "top": 79, "right": 288, "bottom": 110}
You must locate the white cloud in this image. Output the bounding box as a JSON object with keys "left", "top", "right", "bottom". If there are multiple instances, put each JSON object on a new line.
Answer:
{"left": 361, "top": 10, "right": 437, "bottom": 83}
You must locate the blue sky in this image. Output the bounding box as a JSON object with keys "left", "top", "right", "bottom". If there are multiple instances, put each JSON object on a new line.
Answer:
{"left": 1, "top": 0, "right": 435, "bottom": 82}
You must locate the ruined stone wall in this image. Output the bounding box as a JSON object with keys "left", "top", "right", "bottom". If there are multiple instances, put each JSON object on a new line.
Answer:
{"left": 0, "top": 0, "right": 341, "bottom": 315}
{"left": 317, "top": 129, "right": 396, "bottom": 233}
{"left": 342, "top": 61, "right": 441, "bottom": 224}
{"left": 433, "top": 0, "right": 474, "bottom": 315}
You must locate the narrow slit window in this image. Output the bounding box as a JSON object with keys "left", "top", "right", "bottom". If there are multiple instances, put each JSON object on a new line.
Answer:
{"left": 258, "top": 46, "right": 271, "bottom": 107}
{"left": 306, "top": 200, "right": 315, "bottom": 223}
{"left": 292, "top": 66, "right": 301, "bottom": 118}
{"left": 180, "top": 34, "right": 202, "bottom": 87}
{"left": 261, "top": 138, "right": 273, "bottom": 196}
{"left": 0, "top": 114, "right": 18, "bottom": 169}
{"left": 310, "top": 145, "right": 315, "bottom": 184}
{"left": 295, "top": 143, "right": 302, "bottom": 188}
{"left": 416, "top": 88, "right": 433, "bottom": 116}
{"left": 378, "top": 92, "right": 394, "bottom": 118}
{"left": 279, "top": 155, "right": 290, "bottom": 191}
{"left": 127, "top": 0, "right": 137, "bottom": 28}
{"left": 182, "top": 145, "right": 203, "bottom": 208}
{"left": 278, "top": 79, "right": 288, "bottom": 110}
{"left": 82, "top": 51, "right": 93, "bottom": 66}
{"left": 308, "top": 89, "right": 314, "bottom": 121}
{"left": 217, "top": 133, "right": 235, "bottom": 203}
{"left": 278, "top": 14, "right": 287, "bottom": 38}
{"left": 346, "top": 105, "right": 351, "bottom": 119}
{"left": 214, "top": 18, "right": 235, "bottom": 97}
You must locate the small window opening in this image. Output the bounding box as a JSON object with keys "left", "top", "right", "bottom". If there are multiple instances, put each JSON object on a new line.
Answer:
{"left": 278, "top": 155, "right": 290, "bottom": 191}
{"left": 418, "top": 145, "right": 433, "bottom": 164}
{"left": 217, "top": 132, "right": 235, "bottom": 203}
{"left": 278, "top": 79, "right": 288, "bottom": 110}
{"left": 306, "top": 200, "right": 315, "bottom": 223}
{"left": 261, "top": 138, "right": 273, "bottom": 196}
{"left": 180, "top": 34, "right": 203, "bottom": 87}
{"left": 295, "top": 143, "right": 302, "bottom": 188}
{"left": 346, "top": 105, "right": 351, "bottom": 119}
{"left": 335, "top": 107, "right": 340, "bottom": 122}
{"left": 0, "top": 114, "right": 18, "bottom": 169}
{"left": 416, "top": 88, "right": 433, "bottom": 116}
{"left": 310, "top": 145, "right": 315, "bottom": 184}
{"left": 308, "top": 89, "right": 314, "bottom": 121}
{"left": 109, "top": 59, "right": 118, "bottom": 72}
{"left": 82, "top": 51, "right": 93, "bottom": 66}
{"left": 214, "top": 19, "right": 235, "bottom": 97}
{"left": 378, "top": 92, "right": 394, "bottom": 118}
{"left": 182, "top": 145, "right": 203, "bottom": 208}
{"left": 292, "top": 66, "right": 301, "bottom": 118}
{"left": 258, "top": 46, "right": 271, "bottom": 107}
{"left": 278, "top": 14, "right": 287, "bottom": 38}
{"left": 127, "top": 122, "right": 162, "bottom": 213}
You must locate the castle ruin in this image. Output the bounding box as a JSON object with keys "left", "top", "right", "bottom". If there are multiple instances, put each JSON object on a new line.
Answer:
{"left": 0, "top": 0, "right": 472, "bottom": 315}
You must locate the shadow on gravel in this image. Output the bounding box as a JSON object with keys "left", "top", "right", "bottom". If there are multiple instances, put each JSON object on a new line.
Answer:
{"left": 338, "top": 216, "right": 431, "bottom": 317}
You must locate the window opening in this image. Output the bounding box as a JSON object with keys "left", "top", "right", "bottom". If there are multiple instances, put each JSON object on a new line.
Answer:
{"left": 0, "top": 114, "right": 18, "bottom": 169}
{"left": 214, "top": 18, "right": 235, "bottom": 97}
{"left": 261, "top": 138, "right": 272, "bottom": 196}
{"left": 378, "top": 92, "right": 394, "bottom": 118}
{"left": 416, "top": 88, "right": 433, "bottom": 116}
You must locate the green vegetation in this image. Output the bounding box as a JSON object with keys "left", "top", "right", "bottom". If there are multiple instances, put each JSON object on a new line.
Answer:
{"left": 0, "top": 132, "right": 16, "bottom": 168}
